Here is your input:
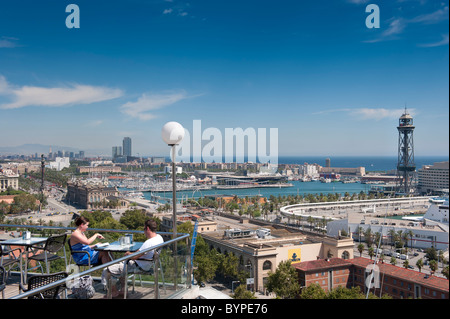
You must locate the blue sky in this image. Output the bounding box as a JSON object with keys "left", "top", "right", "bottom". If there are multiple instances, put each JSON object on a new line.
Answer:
{"left": 0, "top": 0, "right": 448, "bottom": 158}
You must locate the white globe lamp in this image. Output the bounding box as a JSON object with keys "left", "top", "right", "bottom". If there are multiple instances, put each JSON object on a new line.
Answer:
{"left": 161, "top": 121, "right": 185, "bottom": 146}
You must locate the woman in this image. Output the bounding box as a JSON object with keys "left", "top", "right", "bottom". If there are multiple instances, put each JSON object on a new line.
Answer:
{"left": 70, "top": 216, "right": 111, "bottom": 266}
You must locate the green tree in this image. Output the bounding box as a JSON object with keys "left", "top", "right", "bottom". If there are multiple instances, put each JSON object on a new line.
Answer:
{"left": 357, "top": 244, "right": 365, "bottom": 257}
{"left": 217, "top": 252, "right": 239, "bottom": 280}
{"left": 442, "top": 266, "right": 449, "bottom": 279}
{"left": 429, "top": 260, "right": 438, "bottom": 275}
{"left": 368, "top": 247, "right": 375, "bottom": 260}
{"left": 265, "top": 260, "right": 300, "bottom": 299}
{"left": 120, "top": 209, "right": 148, "bottom": 230}
{"left": 193, "top": 249, "right": 219, "bottom": 284}
{"left": 232, "top": 284, "right": 256, "bottom": 299}
{"left": 299, "top": 283, "right": 327, "bottom": 299}
{"left": 416, "top": 258, "right": 423, "bottom": 272}
{"left": 403, "top": 260, "right": 409, "bottom": 269}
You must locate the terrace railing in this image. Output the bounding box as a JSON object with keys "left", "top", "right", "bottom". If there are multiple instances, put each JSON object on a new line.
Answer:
{"left": 0, "top": 224, "right": 192, "bottom": 299}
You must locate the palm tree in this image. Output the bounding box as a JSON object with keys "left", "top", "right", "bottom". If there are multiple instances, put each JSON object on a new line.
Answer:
{"left": 357, "top": 243, "right": 365, "bottom": 257}
{"left": 439, "top": 250, "right": 445, "bottom": 268}
{"left": 401, "top": 231, "right": 410, "bottom": 255}
{"left": 388, "top": 229, "right": 396, "bottom": 249}
{"left": 357, "top": 226, "right": 363, "bottom": 243}
{"left": 307, "top": 216, "right": 314, "bottom": 231}
{"left": 416, "top": 258, "right": 423, "bottom": 272}
{"left": 390, "top": 257, "right": 397, "bottom": 266}
{"left": 364, "top": 228, "right": 373, "bottom": 248}
{"left": 368, "top": 247, "right": 374, "bottom": 260}
{"left": 429, "top": 260, "right": 438, "bottom": 275}
{"left": 407, "top": 230, "right": 414, "bottom": 252}
{"left": 403, "top": 260, "right": 409, "bottom": 269}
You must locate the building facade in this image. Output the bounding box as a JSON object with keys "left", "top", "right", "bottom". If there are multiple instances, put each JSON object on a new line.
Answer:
{"left": 201, "top": 224, "right": 354, "bottom": 294}
{"left": 123, "top": 137, "right": 132, "bottom": 157}
{"left": 293, "top": 258, "right": 353, "bottom": 292}
{"left": 0, "top": 169, "right": 19, "bottom": 192}
{"left": 294, "top": 257, "right": 449, "bottom": 299}
{"left": 351, "top": 257, "right": 449, "bottom": 299}
{"left": 418, "top": 161, "right": 449, "bottom": 195}
{"left": 67, "top": 180, "right": 119, "bottom": 209}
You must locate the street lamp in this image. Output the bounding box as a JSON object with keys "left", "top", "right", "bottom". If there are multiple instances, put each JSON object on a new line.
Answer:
{"left": 161, "top": 121, "right": 185, "bottom": 290}
{"left": 161, "top": 121, "right": 185, "bottom": 239}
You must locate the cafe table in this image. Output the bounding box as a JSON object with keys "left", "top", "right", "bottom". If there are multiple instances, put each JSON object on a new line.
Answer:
{"left": 94, "top": 241, "right": 145, "bottom": 298}
{"left": 94, "top": 241, "right": 143, "bottom": 259}
{"left": 0, "top": 237, "right": 48, "bottom": 287}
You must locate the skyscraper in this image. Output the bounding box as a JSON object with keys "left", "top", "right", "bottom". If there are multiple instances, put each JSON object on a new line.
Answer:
{"left": 112, "top": 146, "right": 122, "bottom": 159}
{"left": 123, "top": 137, "right": 132, "bottom": 157}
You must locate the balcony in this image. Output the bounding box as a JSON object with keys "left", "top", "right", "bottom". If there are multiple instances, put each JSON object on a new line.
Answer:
{"left": 0, "top": 224, "right": 192, "bottom": 299}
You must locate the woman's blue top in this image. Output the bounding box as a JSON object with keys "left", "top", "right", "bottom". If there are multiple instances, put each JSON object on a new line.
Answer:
{"left": 71, "top": 242, "right": 100, "bottom": 266}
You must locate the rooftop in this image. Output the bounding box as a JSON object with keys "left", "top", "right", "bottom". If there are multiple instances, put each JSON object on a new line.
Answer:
{"left": 292, "top": 257, "right": 353, "bottom": 272}
{"left": 351, "top": 257, "right": 449, "bottom": 292}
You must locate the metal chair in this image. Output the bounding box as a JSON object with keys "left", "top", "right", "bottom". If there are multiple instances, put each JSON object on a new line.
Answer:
{"left": 0, "top": 265, "right": 6, "bottom": 299}
{"left": 28, "top": 234, "right": 68, "bottom": 274}
{"left": 19, "top": 271, "right": 68, "bottom": 299}
{"left": 68, "top": 239, "right": 101, "bottom": 271}
{"left": 124, "top": 249, "right": 165, "bottom": 299}
{"left": 0, "top": 243, "right": 22, "bottom": 275}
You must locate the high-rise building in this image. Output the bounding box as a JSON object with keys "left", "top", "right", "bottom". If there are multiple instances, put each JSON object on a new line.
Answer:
{"left": 418, "top": 161, "right": 449, "bottom": 195}
{"left": 112, "top": 146, "right": 122, "bottom": 159}
{"left": 123, "top": 137, "right": 132, "bottom": 157}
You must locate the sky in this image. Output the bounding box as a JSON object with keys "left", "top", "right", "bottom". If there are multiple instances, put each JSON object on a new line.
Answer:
{"left": 0, "top": 0, "right": 448, "bottom": 159}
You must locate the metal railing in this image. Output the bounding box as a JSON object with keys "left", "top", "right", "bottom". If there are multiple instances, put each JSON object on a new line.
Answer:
{"left": 0, "top": 224, "right": 192, "bottom": 299}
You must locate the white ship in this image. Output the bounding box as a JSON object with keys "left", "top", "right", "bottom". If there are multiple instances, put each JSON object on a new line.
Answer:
{"left": 422, "top": 197, "right": 449, "bottom": 224}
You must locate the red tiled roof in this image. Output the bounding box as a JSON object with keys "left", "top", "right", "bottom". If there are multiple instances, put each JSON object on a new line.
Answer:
{"left": 350, "top": 257, "right": 449, "bottom": 292}
{"left": 293, "top": 258, "right": 353, "bottom": 272}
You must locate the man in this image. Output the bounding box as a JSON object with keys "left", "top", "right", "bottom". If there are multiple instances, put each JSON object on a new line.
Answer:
{"left": 105, "top": 219, "right": 164, "bottom": 298}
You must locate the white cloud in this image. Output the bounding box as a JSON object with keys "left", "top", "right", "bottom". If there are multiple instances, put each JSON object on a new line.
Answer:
{"left": 347, "top": 0, "right": 370, "bottom": 4}
{"left": 0, "top": 75, "right": 123, "bottom": 109}
{"left": 410, "top": 6, "right": 449, "bottom": 24}
{"left": 120, "top": 90, "right": 190, "bottom": 120}
{"left": 163, "top": 8, "right": 173, "bottom": 14}
{"left": 382, "top": 18, "right": 407, "bottom": 37}
{"left": 0, "top": 75, "right": 11, "bottom": 94}
{"left": 0, "top": 36, "right": 20, "bottom": 48}
{"left": 418, "top": 34, "right": 449, "bottom": 47}
{"left": 364, "top": 6, "right": 449, "bottom": 43}
{"left": 349, "top": 107, "right": 415, "bottom": 120}
{"left": 86, "top": 120, "right": 104, "bottom": 127}
{"left": 315, "top": 107, "right": 416, "bottom": 120}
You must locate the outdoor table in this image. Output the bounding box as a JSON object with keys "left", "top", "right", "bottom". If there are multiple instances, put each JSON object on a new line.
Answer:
{"left": 93, "top": 241, "right": 143, "bottom": 253}
{"left": 94, "top": 241, "right": 143, "bottom": 259}
{"left": 94, "top": 241, "right": 144, "bottom": 299}
{"left": 0, "top": 237, "right": 48, "bottom": 287}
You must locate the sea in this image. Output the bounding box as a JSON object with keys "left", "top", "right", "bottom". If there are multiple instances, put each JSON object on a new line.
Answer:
{"left": 143, "top": 155, "right": 448, "bottom": 202}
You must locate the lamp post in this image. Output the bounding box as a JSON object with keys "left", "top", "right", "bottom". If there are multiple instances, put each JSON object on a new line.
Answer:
{"left": 161, "top": 121, "right": 185, "bottom": 290}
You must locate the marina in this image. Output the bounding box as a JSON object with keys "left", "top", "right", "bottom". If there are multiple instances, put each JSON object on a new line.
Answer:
{"left": 115, "top": 179, "right": 372, "bottom": 203}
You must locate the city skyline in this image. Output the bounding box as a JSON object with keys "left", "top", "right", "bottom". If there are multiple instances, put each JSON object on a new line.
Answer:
{"left": 0, "top": 0, "right": 448, "bottom": 158}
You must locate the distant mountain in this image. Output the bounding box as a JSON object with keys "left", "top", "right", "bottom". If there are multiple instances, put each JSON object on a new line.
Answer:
{"left": 0, "top": 144, "right": 109, "bottom": 157}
